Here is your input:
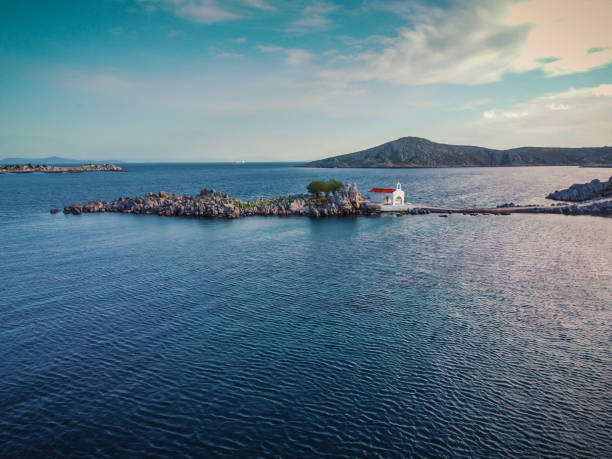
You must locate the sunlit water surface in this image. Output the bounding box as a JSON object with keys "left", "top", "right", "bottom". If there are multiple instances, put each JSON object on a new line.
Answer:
{"left": 1, "top": 164, "right": 611, "bottom": 457}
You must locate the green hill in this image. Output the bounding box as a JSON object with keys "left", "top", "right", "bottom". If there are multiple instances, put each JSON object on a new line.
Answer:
{"left": 302, "top": 137, "right": 612, "bottom": 168}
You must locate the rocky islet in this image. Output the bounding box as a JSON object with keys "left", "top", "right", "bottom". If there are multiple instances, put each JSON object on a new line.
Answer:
{"left": 1, "top": 163, "right": 123, "bottom": 173}
{"left": 546, "top": 176, "right": 612, "bottom": 202}
{"left": 58, "top": 177, "right": 612, "bottom": 218}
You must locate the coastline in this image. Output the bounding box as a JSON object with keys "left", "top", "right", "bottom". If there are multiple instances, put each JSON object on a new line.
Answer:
{"left": 57, "top": 178, "right": 612, "bottom": 218}
{"left": 1, "top": 163, "right": 124, "bottom": 173}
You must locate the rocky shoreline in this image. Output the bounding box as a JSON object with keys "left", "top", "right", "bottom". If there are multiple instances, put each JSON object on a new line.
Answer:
{"left": 1, "top": 163, "right": 124, "bottom": 173}
{"left": 546, "top": 176, "right": 612, "bottom": 202}
{"left": 57, "top": 178, "right": 612, "bottom": 219}
{"left": 60, "top": 184, "right": 387, "bottom": 218}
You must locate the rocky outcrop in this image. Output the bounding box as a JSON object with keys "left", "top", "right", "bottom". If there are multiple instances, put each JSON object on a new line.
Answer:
{"left": 57, "top": 179, "right": 612, "bottom": 220}
{"left": 517, "top": 199, "right": 612, "bottom": 215}
{"left": 546, "top": 176, "right": 612, "bottom": 202}
{"left": 61, "top": 184, "right": 375, "bottom": 219}
{"left": 1, "top": 163, "right": 123, "bottom": 173}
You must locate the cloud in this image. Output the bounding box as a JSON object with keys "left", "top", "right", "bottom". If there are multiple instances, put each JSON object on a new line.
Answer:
{"left": 476, "top": 84, "right": 612, "bottom": 147}
{"left": 547, "top": 103, "right": 569, "bottom": 111}
{"left": 482, "top": 110, "right": 529, "bottom": 119}
{"left": 285, "top": 49, "right": 314, "bottom": 65}
{"left": 506, "top": 0, "right": 612, "bottom": 76}
{"left": 318, "top": 0, "right": 612, "bottom": 87}
{"left": 502, "top": 111, "right": 529, "bottom": 118}
{"left": 166, "top": 28, "right": 186, "bottom": 38}
{"left": 256, "top": 45, "right": 283, "bottom": 53}
{"left": 287, "top": 1, "right": 339, "bottom": 32}
{"left": 257, "top": 45, "right": 314, "bottom": 65}
{"left": 60, "top": 62, "right": 372, "bottom": 119}
{"left": 320, "top": 2, "right": 530, "bottom": 86}
{"left": 216, "top": 52, "right": 244, "bottom": 58}
{"left": 241, "top": 0, "right": 276, "bottom": 11}
{"left": 134, "top": 0, "right": 240, "bottom": 24}
{"left": 483, "top": 110, "right": 496, "bottom": 119}
{"left": 135, "top": 0, "right": 277, "bottom": 24}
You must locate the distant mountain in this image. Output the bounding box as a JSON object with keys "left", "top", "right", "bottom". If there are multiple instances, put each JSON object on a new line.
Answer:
{"left": 0, "top": 156, "right": 123, "bottom": 165}
{"left": 302, "top": 137, "right": 612, "bottom": 168}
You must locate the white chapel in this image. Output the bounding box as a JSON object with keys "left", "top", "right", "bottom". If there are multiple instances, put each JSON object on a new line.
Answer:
{"left": 368, "top": 182, "right": 405, "bottom": 206}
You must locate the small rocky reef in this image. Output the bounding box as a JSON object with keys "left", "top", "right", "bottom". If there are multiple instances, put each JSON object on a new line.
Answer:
{"left": 546, "top": 176, "right": 612, "bottom": 202}
{"left": 61, "top": 184, "right": 377, "bottom": 218}
{"left": 1, "top": 163, "right": 123, "bottom": 173}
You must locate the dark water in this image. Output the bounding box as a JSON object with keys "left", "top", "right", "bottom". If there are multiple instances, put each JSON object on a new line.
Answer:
{"left": 1, "top": 164, "right": 611, "bottom": 457}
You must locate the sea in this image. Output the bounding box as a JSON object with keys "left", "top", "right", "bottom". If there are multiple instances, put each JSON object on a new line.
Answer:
{"left": 1, "top": 163, "right": 611, "bottom": 457}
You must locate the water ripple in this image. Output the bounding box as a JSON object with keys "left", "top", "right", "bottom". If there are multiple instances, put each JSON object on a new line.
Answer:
{"left": 1, "top": 167, "right": 611, "bottom": 457}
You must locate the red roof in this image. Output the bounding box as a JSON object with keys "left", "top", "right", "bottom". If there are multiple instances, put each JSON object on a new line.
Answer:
{"left": 369, "top": 188, "right": 395, "bottom": 193}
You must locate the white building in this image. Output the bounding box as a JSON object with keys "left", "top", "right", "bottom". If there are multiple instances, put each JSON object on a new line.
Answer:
{"left": 368, "top": 182, "right": 405, "bottom": 206}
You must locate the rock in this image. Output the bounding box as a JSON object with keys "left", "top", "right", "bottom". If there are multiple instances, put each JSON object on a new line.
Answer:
{"left": 308, "top": 205, "right": 320, "bottom": 217}
{"left": 546, "top": 176, "right": 612, "bottom": 202}
{"left": 61, "top": 180, "right": 608, "bottom": 221}
{"left": 289, "top": 199, "right": 304, "bottom": 211}
{"left": 1, "top": 163, "right": 124, "bottom": 173}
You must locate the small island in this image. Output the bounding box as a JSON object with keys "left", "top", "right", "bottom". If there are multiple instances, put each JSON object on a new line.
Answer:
{"left": 1, "top": 163, "right": 124, "bottom": 173}
{"left": 56, "top": 177, "right": 612, "bottom": 218}
{"left": 59, "top": 182, "right": 374, "bottom": 218}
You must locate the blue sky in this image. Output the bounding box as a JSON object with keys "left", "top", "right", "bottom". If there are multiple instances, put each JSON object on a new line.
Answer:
{"left": 1, "top": 0, "right": 611, "bottom": 161}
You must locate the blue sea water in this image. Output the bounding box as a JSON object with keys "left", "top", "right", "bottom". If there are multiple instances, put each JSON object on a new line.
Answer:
{"left": 1, "top": 164, "right": 611, "bottom": 457}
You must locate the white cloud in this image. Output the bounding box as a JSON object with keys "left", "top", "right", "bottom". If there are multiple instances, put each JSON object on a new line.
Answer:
{"left": 287, "top": 1, "right": 339, "bottom": 32}
{"left": 285, "top": 49, "right": 314, "bottom": 65}
{"left": 502, "top": 111, "right": 529, "bottom": 118}
{"left": 320, "top": 0, "right": 612, "bottom": 87}
{"left": 256, "top": 45, "right": 283, "bottom": 53}
{"left": 475, "top": 84, "right": 612, "bottom": 147}
{"left": 216, "top": 52, "right": 244, "bottom": 59}
{"left": 482, "top": 109, "right": 531, "bottom": 120}
{"left": 135, "top": 0, "right": 240, "bottom": 24}
{"left": 547, "top": 103, "right": 569, "bottom": 111}
{"left": 320, "top": 2, "right": 530, "bottom": 86}
{"left": 257, "top": 45, "right": 313, "bottom": 65}
{"left": 505, "top": 0, "right": 612, "bottom": 76}
{"left": 135, "top": 0, "right": 277, "bottom": 24}
{"left": 241, "top": 0, "right": 276, "bottom": 11}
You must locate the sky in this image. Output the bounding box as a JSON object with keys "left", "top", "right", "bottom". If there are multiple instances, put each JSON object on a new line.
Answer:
{"left": 1, "top": 0, "right": 611, "bottom": 161}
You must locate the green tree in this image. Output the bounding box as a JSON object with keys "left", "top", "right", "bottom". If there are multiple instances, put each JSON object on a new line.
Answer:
{"left": 307, "top": 180, "right": 328, "bottom": 197}
{"left": 328, "top": 179, "right": 343, "bottom": 193}
{"left": 307, "top": 179, "right": 343, "bottom": 197}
